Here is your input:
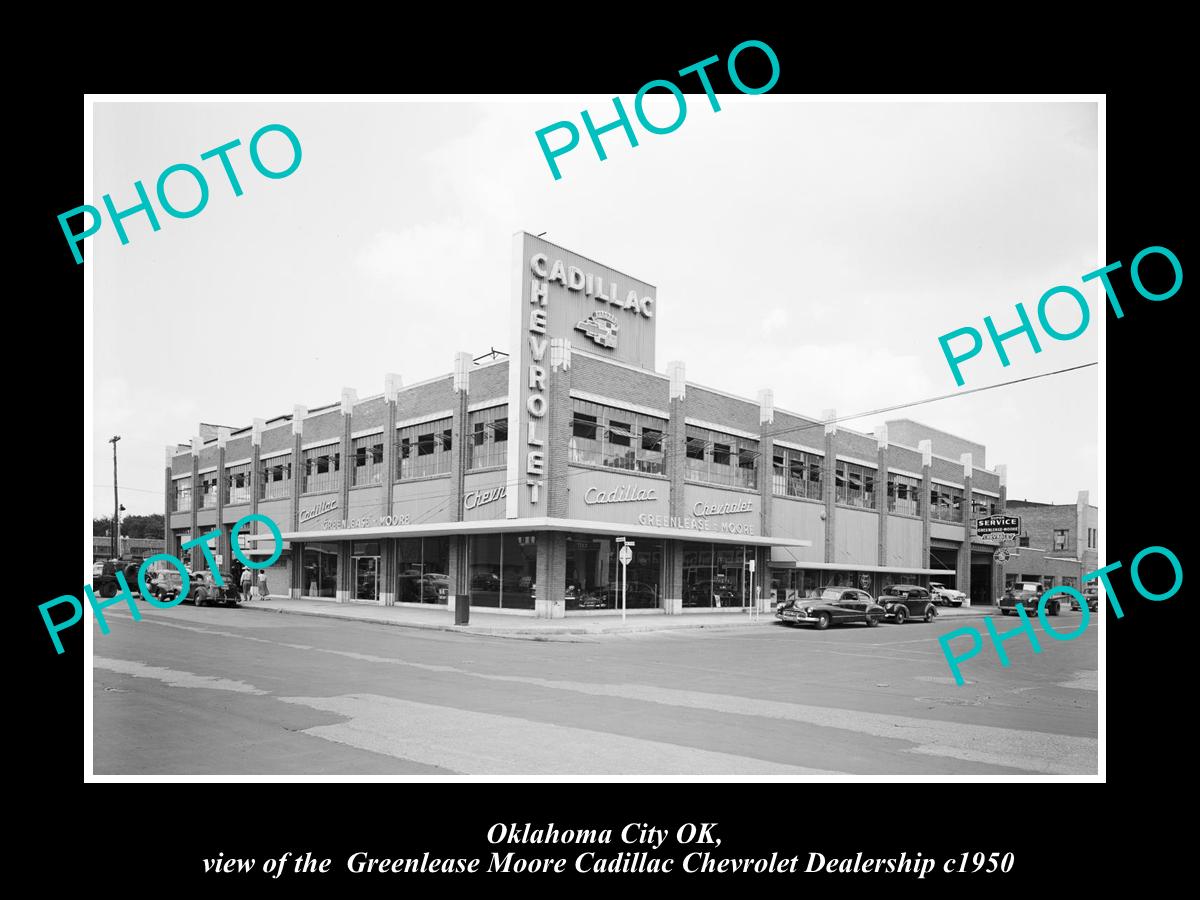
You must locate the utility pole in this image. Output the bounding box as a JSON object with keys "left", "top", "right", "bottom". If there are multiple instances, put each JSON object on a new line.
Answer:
{"left": 109, "top": 435, "right": 121, "bottom": 560}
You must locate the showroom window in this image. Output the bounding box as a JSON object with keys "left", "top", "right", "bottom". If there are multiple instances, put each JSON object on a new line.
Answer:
{"left": 301, "top": 543, "right": 339, "bottom": 599}
{"left": 564, "top": 535, "right": 663, "bottom": 611}
{"left": 395, "top": 537, "right": 451, "bottom": 605}
{"left": 681, "top": 542, "right": 755, "bottom": 608}
{"left": 466, "top": 533, "right": 538, "bottom": 610}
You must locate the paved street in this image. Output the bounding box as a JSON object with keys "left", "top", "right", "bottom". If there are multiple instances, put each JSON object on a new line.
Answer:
{"left": 93, "top": 604, "right": 1098, "bottom": 775}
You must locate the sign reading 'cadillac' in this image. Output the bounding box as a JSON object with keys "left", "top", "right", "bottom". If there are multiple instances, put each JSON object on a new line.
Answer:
{"left": 585, "top": 484, "right": 658, "bottom": 505}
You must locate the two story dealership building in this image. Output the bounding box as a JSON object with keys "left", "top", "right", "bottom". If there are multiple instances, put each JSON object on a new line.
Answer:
{"left": 164, "top": 234, "right": 1011, "bottom": 616}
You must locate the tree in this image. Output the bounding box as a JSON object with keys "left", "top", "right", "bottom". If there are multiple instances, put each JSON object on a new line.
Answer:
{"left": 93, "top": 514, "right": 164, "bottom": 539}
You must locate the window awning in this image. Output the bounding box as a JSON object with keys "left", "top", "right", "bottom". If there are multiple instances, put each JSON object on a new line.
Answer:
{"left": 263, "top": 516, "right": 812, "bottom": 549}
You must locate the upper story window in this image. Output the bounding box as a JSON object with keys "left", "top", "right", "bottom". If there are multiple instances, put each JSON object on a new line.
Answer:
{"left": 261, "top": 455, "right": 292, "bottom": 500}
{"left": 888, "top": 473, "right": 921, "bottom": 516}
{"left": 469, "top": 405, "right": 508, "bottom": 470}
{"left": 1087, "top": 527, "right": 1097, "bottom": 549}
{"left": 352, "top": 434, "right": 385, "bottom": 486}
{"left": 971, "top": 493, "right": 997, "bottom": 517}
{"left": 172, "top": 479, "right": 192, "bottom": 513}
{"left": 569, "top": 399, "right": 667, "bottom": 475}
{"left": 1054, "top": 529, "right": 1069, "bottom": 551}
{"left": 200, "top": 474, "right": 219, "bottom": 509}
{"left": 225, "top": 462, "right": 251, "bottom": 505}
{"left": 302, "top": 444, "right": 341, "bottom": 495}
{"left": 930, "top": 483, "right": 964, "bottom": 522}
{"left": 684, "top": 425, "right": 757, "bottom": 489}
{"left": 1019, "top": 532, "right": 1030, "bottom": 548}
{"left": 835, "top": 461, "right": 876, "bottom": 509}
{"left": 772, "top": 447, "right": 823, "bottom": 500}
{"left": 397, "top": 416, "right": 452, "bottom": 480}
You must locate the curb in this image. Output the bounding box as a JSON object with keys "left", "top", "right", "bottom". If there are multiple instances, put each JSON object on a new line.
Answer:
{"left": 244, "top": 601, "right": 1000, "bottom": 639}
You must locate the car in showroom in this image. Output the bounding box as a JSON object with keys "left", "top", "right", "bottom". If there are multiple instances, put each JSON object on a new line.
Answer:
{"left": 683, "top": 578, "right": 739, "bottom": 608}
{"left": 998, "top": 583, "right": 1060, "bottom": 616}
{"left": 1071, "top": 584, "right": 1100, "bottom": 612}
{"left": 929, "top": 581, "right": 966, "bottom": 607}
{"left": 877, "top": 584, "right": 939, "bottom": 624}
{"left": 187, "top": 571, "right": 242, "bottom": 607}
{"left": 775, "top": 586, "right": 886, "bottom": 630}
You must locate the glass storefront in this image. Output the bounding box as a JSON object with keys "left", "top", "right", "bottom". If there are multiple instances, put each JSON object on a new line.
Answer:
{"left": 564, "top": 535, "right": 663, "bottom": 611}
{"left": 352, "top": 541, "right": 380, "bottom": 602}
{"left": 681, "top": 542, "right": 753, "bottom": 608}
{"left": 396, "top": 537, "right": 451, "bottom": 604}
{"left": 302, "top": 542, "right": 339, "bottom": 598}
{"left": 467, "top": 533, "right": 537, "bottom": 609}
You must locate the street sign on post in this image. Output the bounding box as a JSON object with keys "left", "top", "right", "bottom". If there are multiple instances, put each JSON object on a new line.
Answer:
{"left": 747, "top": 558, "right": 757, "bottom": 620}
{"left": 616, "top": 538, "right": 634, "bottom": 623}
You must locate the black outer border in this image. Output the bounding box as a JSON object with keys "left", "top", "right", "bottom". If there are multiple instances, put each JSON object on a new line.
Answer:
{"left": 25, "top": 25, "right": 1188, "bottom": 889}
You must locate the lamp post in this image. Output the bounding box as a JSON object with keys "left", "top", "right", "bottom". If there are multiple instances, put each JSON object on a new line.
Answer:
{"left": 109, "top": 435, "right": 122, "bottom": 560}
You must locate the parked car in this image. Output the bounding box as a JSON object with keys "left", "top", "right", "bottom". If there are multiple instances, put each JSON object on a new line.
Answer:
{"left": 877, "top": 584, "right": 939, "bottom": 624}
{"left": 928, "top": 581, "right": 965, "bottom": 607}
{"left": 187, "top": 571, "right": 241, "bottom": 607}
{"left": 998, "top": 585, "right": 1060, "bottom": 616}
{"left": 775, "top": 587, "right": 885, "bottom": 630}
{"left": 149, "top": 569, "right": 185, "bottom": 602}
{"left": 604, "top": 581, "right": 658, "bottom": 608}
{"left": 1071, "top": 584, "right": 1099, "bottom": 612}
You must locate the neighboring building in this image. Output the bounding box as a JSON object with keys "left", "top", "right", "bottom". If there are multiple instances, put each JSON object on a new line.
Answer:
{"left": 164, "top": 234, "right": 1011, "bottom": 615}
{"left": 92, "top": 536, "right": 164, "bottom": 563}
{"left": 1003, "top": 493, "right": 1099, "bottom": 592}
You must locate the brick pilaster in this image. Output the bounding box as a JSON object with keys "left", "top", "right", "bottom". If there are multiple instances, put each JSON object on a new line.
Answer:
{"left": 822, "top": 409, "right": 837, "bottom": 563}
{"left": 919, "top": 439, "right": 932, "bottom": 574}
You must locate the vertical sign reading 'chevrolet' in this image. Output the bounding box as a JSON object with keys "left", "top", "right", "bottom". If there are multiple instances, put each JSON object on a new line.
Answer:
{"left": 506, "top": 232, "right": 657, "bottom": 519}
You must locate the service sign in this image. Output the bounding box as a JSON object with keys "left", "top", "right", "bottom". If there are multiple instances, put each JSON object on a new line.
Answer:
{"left": 975, "top": 514, "right": 1020, "bottom": 544}
{"left": 506, "top": 233, "right": 657, "bottom": 519}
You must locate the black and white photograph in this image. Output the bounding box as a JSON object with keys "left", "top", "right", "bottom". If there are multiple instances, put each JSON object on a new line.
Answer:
{"left": 79, "top": 92, "right": 1113, "bottom": 780}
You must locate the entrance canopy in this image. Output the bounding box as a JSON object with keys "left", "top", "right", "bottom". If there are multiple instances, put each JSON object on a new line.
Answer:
{"left": 270, "top": 516, "right": 812, "bottom": 549}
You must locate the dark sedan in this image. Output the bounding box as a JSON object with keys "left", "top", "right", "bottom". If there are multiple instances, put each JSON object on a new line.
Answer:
{"left": 877, "top": 584, "right": 939, "bottom": 624}
{"left": 998, "top": 586, "right": 1060, "bottom": 617}
{"left": 775, "top": 587, "right": 885, "bottom": 630}
{"left": 188, "top": 571, "right": 241, "bottom": 607}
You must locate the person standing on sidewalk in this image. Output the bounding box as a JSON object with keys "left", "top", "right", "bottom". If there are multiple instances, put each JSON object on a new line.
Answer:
{"left": 257, "top": 569, "right": 270, "bottom": 602}
{"left": 239, "top": 565, "right": 253, "bottom": 603}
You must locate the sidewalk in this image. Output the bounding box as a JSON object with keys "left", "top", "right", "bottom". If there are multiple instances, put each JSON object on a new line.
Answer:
{"left": 244, "top": 596, "right": 998, "bottom": 639}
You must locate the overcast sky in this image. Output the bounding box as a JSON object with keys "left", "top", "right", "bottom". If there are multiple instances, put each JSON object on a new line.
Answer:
{"left": 91, "top": 99, "right": 1098, "bottom": 518}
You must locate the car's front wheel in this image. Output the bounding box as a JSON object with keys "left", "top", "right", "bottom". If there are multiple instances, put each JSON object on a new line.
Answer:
{"left": 194, "top": 591, "right": 206, "bottom": 608}
{"left": 924, "top": 607, "right": 936, "bottom": 623}
{"left": 814, "top": 612, "right": 831, "bottom": 631}
{"left": 865, "top": 614, "right": 880, "bottom": 627}
{"left": 894, "top": 607, "right": 908, "bottom": 625}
